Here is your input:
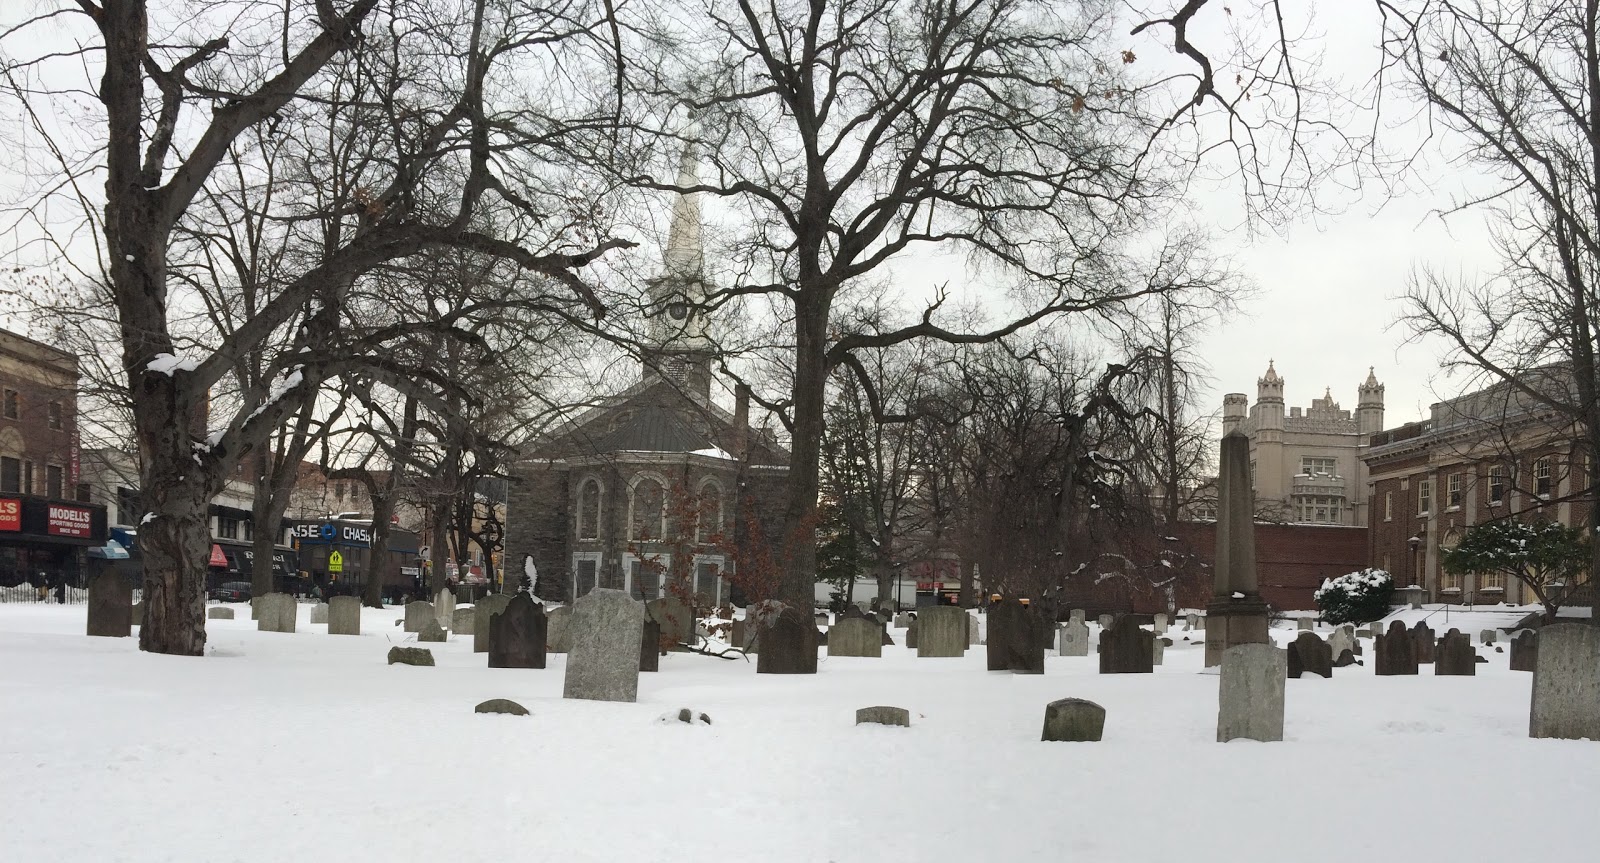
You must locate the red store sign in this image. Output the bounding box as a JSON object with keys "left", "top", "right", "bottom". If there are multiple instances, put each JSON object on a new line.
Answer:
{"left": 47, "top": 504, "right": 93, "bottom": 538}
{"left": 0, "top": 498, "right": 19, "bottom": 532}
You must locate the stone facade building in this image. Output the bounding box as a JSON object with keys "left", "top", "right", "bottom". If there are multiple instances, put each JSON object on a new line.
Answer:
{"left": 1221, "top": 362, "right": 1385, "bottom": 525}
{"left": 1363, "top": 367, "right": 1593, "bottom": 605}
{"left": 504, "top": 148, "right": 790, "bottom": 605}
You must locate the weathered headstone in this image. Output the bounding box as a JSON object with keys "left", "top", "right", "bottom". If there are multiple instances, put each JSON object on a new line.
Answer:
{"left": 1184, "top": 613, "right": 1199, "bottom": 630}
{"left": 256, "top": 592, "right": 296, "bottom": 633}
{"left": 646, "top": 595, "right": 695, "bottom": 648}
{"left": 1412, "top": 621, "right": 1436, "bottom": 664}
{"left": 1375, "top": 621, "right": 1419, "bottom": 676}
{"left": 904, "top": 618, "right": 918, "bottom": 649}
{"left": 1098, "top": 616, "right": 1154, "bottom": 674}
{"left": 1058, "top": 621, "right": 1090, "bottom": 657}
{"left": 985, "top": 600, "right": 1044, "bottom": 673}
{"left": 387, "top": 646, "right": 433, "bottom": 666}
{"left": 1328, "top": 625, "right": 1356, "bottom": 661}
{"left": 730, "top": 616, "right": 759, "bottom": 652}
{"left": 472, "top": 593, "right": 510, "bottom": 653}
{"left": 488, "top": 593, "right": 547, "bottom": 669}
{"left": 434, "top": 588, "right": 456, "bottom": 629}
{"left": 894, "top": 613, "right": 913, "bottom": 628}
{"left": 546, "top": 605, "right": 574, "bottom": 652}
{"left": 1097, "top": 613, "right": 1115, "bottom": 630}
{"left": 475, "top": 698, "right": 528, "bottom": 716}
{"left": 756, "top": 604, "right": 819, "bottom": 674}
{"left": 856, "top": 706, "right": 911, "bottom": 727}
{"left": 563, "top": 588, "right": 644, "bottom": 701}
{"left": 418, "top": 619, "right": 447, "bottom": 642}
{"left": 914, "top": 606, "right": 968, "bottom": 658}
{"left": 828, "top": 618, "right": 885, "bottom": 658}
{"left": 1435, "top": 628, "right": 1476, "bottom": 676}
{"left": 1041, "top": 698, "right": 1106, "bottom": 742}
{"left": 1334, "top": 648, "right": 1358, "bottom": 667}
{"left": 1151, "top": 633, "right": 1166, "bottom": 666}
{"left": 1480, "top": 629, "right": 1497, "bottom": 645}
{"left": 86, "top": 572, "right": 132, "bottom": 637}
{"left": 1217, "top": 643, "right": 1287, "bottom": 742}
{"left": 1529, "top": 624, "right": 1600, "bottom": 740}
{"left": 1286, "top": 631, "right": 1333, "bottom": 679}
{"left": 403, "top": 601, "right": 433, "bottom": 633}
{"left": 968, "top": 613, "right": 981, "bottom": 647}
{"left": 309, "top": 603, "right": 328, "bottom": 625}
{"left": 206, "top": 606, "right": 234, "bottom": 620}
{"left": 1153, "top": 612, "right": 1169, "bottom": 634}
{"left": 452, "top": 606, "right": 475, "bottom": 635}
{"left": 1069, "top": 608, "right": 1086, "bottom": 625}
{"left": 1510, "top": 629, "right": 1538, "bottom": 672}
{"left": 327, "top": 595, "right": 361, "bottom": 635}
{"left": 640, "top": 619, "right": 661, "bottom": 672}
{"left": 1297, "top": 618, "right": 1314, "bottom": 632}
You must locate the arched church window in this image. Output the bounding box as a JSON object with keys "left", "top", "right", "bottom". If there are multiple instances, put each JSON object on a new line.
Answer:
{"left": 630, "top": 476, "right": 666, "bottom": 540}
{"left": 577, "top": 478, "right": 602, "bottom": 540}
{"left": 697, "top": 479, "right": 723, "bottom": 543}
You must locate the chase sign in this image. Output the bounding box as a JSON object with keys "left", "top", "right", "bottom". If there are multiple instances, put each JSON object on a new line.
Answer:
{"left": 289, "top": 521, "right": 373, "bottom": 546}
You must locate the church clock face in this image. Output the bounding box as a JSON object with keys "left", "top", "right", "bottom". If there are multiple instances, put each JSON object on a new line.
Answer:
{"left": 667, "top": 302, "right": 689, "bottom": 321}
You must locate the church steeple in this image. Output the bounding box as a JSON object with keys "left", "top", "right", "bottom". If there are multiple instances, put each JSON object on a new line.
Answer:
{"left": 643, "top": 138, "right": 714, "bottom": 397}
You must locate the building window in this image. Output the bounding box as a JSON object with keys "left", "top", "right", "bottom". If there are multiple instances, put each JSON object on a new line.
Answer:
{"left": 1294, "top": 495, "right": 1342, "bottom": 524}
{"left": 242, "top": 519, "right": 254, "bottom": 541}
{"left": 0, "top": 456, "right": 19, "bottom": 493}
{"left": 1381, "top": 552, "right": 1392, "bottom": 574}
{"left": 1479, "top": 569, "right": 1505, "bottom": 591}
{"left": 1488, "top": 465, "right": 1505, "bottom": 505}
{"left": 624, "top": 554, "right": 667, "bottom": 600}
{"left": 573, "top": 553, "right": 601, "bottom": 598}
{"left": 577, "top": 478, "right": 602, "bottom": 540}
{"left": 693, "top": 556, "right": 724, "bottom": 606}
{"left": 629, "top": 477, "right": 666, "bottom": 541}
{"left": 2, "top": 389, "right": 17, "bottom": 419}
{"left": 217, "top": 516, "right": 239, "bottom": 539}
{"left": 46, "top": 464, "right": 63, "bottom": 499}
{"left": 116, "top": 487, "right": 138, "bottom": 525}
{"left": 1418, "top": 478, "right": 1432, "bottom": 516}
{"left": 1440, "top": 568, "right": 1463, "bottom": 593}
{"left": 47, "top": 401, "right": 62, "bottom": 430}
{"left": 1384, "top": 491, "right": 1393, "bottom": 522}
{"left": 1301, "top": 456, "right": 1338, "bottom": 476}
{"left": 697, "top": 480, "right": 723, "bottom": 542}
{"left": 1534, "top": 457, "right": 1553, "bottom": 497}
{"left": 22, "top": 460, "right": 33, "bottom": 494}
{"left": 1446, "top": 473, "right": 1463, "bottom": 508}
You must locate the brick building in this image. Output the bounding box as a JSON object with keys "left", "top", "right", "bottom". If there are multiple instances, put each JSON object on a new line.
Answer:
{"left": 1363, "top": 367, "right": 1593, "bottom": 605}
{"left": 503, "top": 147, "right": 790, "bottom": 605}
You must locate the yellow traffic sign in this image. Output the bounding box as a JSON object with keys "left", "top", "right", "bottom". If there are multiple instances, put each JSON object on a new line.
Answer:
{"left": 328, "top": 550, "right": 344, "bottom": 573}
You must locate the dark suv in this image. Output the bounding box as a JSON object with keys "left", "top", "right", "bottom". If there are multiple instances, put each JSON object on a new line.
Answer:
{"left": 211, "top": 581, "right": 252, "bottom": 602}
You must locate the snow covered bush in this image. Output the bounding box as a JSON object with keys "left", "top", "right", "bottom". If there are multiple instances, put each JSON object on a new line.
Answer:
{"left": 1314, "top": 568, "right": 1394, "bottom": 625}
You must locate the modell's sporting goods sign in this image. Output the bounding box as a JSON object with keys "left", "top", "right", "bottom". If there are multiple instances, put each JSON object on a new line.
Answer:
{"left": 0, "top": 498, "right": 19, "bottom": 531}
{"left": 47, "top": 504, "right": 93, "bottom": 538}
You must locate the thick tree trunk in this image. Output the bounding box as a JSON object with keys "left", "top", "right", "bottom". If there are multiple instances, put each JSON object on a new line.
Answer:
{"left": 779, "top": 298, "right": 831, "bottom": 607}
{"left": 429, "top": 500, "right": 451, "bottom": 597}
{"left": 249, "top": 454, "right": 279, "bottom": 598}
{"left": 959, "top": 557, "right": 977, "bottom": 608}
{"left": 873, "top": 558, "right": 895, "bottom": 606}
{"left": 365, "top": 493, "right": 396, "bottom": 608}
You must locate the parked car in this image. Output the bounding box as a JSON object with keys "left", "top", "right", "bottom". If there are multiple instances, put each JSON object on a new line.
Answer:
{"left": 211, "top": 581, "right": 251, "bottom": 602}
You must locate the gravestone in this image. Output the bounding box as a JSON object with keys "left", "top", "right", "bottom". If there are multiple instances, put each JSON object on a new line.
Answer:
{"left": 562, "top": 588, "right": 644, "bottom": 702}
{"left": 256, "top": 592, "right": 296, "bottom": 633}
{"left": 905, "top": 619, "right": 918, "bottom": 650}
{"left": 1058, "top": 621, "right": 1090, "bottom": 657}
{"left": 1041, "top": 698, "right": 1106, "bottom": 742}
{"left": 756, "top": 604, "right": 819, "bottom": 674}
{"left": 475, "top": 699, "right": 528, "bottom": 716}
{"left": 452, "top": 606, "right": 475, "bottom": 635}
{"left": 968, "top": 614, "right": 981, "bottom": 646}
{"left": 1297, "top": 618, "right": 1314, "bottom": 632}
{"left": 1098, "top": 617, "right": 1154, "bottom": 674}
{"left": 472, "top": 594, "right": 510, "bottom": 653}
{"left": 894, "top": 613, "right": 913, "bottom": 628}
{"left": 1529, "top": 624, "right": 1600, "bottom": 740}
{"left": 1153, "top": 612, "right": 1169, "bottom": 634}
{"left": 206, "top": 607, "right": 234, "bottom": 620}
{"left": 131, "top": 601, "right": 144, "bottom": 627}
{"left": 1217, "top": 643, "right": 1287, "bottom": 742}
{"left": 488, "top": 593, "right": 547, "bottom": 669}
{"left": 546, "top": 605, "right": 574, "bottom": 653}
{"left": 1328, "top": 625, "right": 1355, "bottom": 661}
{"left": 1334, "top": 649, "right": 1358, "bottom": 667}
{"left": 1510, "top": 629, "right": 1538, "bottom": 672}
{"left": 1435, "top": 628, "right": 1476, "bottom": 676}
{"left": 814, "top": 612, "right": 830, "bottom": 625}
{"left": 1205, "top": 431, "right": 1269, "bottom": 667}
{"left": 640, "top": 619, "right": 661, "bottom": 672}
{"left": 1375, "top": 621, "right": 1419, "bottom": 676}
{"left": 914, "top": 606, "right": 968, "bottom": 658}
{"left": 1184, "top": 613, "right": 1199, "bottom": 630}
{"left": 418, "top": 619, "right": 447, "bottom": 642}
{"left": 387, "top": 646, "right": 434, "bottom": 666}
{"left": 1286, "top": 632, "right": 1333, "bottom": 679}
{"left": 841, "top": 604, "right": 865, "bottom": 621}
{"left": 1069, "top": 609, "right": 1086, "bottom": 625}
{"left": 434, "top": 589, "right": 456, "bottom": 629}
{"left": 1097, "top": 614, "right": 1115, "bottom": 630}
{"left": 1480, "top": 629, "right": 1497, "bottom": 645}
{"left": 646, "top": 596, "right": 695, "bottom": 648}
{"left": 828, "top": 618, "right": 884, "bottom": 658}
{"left": 327, "top": 596, "right": 361, "bottom": 635}
{"left": 86, "top": 572, "right": 132, "bottom": 637}
{"left": 856, "top": 706, "right": 911, "bottom": 728}
{"left": 309, "top": 603, "right": 328, "bottom": 624}
{"left": 1151, "top": 634, "right": 1165, "bottom": 666}
{"left": 403, "top": 601, "right": 434, "bottom": 633}
{"left": 1412, "top": 622, "right": 1436, "bottom": 664}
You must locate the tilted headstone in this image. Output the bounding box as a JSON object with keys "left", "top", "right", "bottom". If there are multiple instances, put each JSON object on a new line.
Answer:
{"left": 403, "top": 601, "right": 434, "bottom": 633}
{"left": 646, "top": 596, "right": 696, "bottom": 649}
{"left": 434, "top": 589, "right": 456, "bottom": 629}
{"left": 1042, "top": 698, "right": 1106, "bottom": 742}
{"left": 452, "top": 606, "right": 475, "bottom": 635}
{"left": 562, "top": 588, "right": 644, "bottom": 702}
{"left": 1510, "top": 629, "right": 1538, "bottom": 672}
{"left": 472, "top": 594, "right": 510, "bottom": 653}
{"left": 327, "top": 595, "right": 361, "bottom": 635}
{"left": 1217, "top": 643, "right": 1287, "bottom": 742}
{"left": 488, "top": 593, "right": 547, "bottom": 669}
{"left": 309, "top": 603, "right": 328, "bottom": 625}
{"left": 418, "top": 619, "right": 447, "bottom": 642}
{"left": 828, "top": 618, "right": 884, "bottom": 658}
{"left": 1435, "top": 628, "right": 1476, "bottom": 676}
{"left": 640, "top": 619, "right": 661, "bottom": 672}
{"left": 1480, "top": 629, "right": 1497, "bottom": 645}
{"left": 1411, "top": 622, "right": 1436, "bottom": 664}
{"left": 1328, "top": 624, "right": 1356, "bottom": 660}
{"left": 206, "top": 607, "right": 234, "bottom": 620}
{"left": 756, "top": 603, "right": 819, "bottom": 674}
{"left": 1098, "top": 616, "right": 1153, "bottom": 674}
{"left": 256, "top": 592, "right": 296, "bottom": 633}
{"left": 86, "top": 571, "right": 132, "bottom": 637}
{"left": 1286, "top": 632, "right": 1333, "bottom": 679}
{"left": 1529, "top": 623, "right": 1600, "bottom": 740}
{"left": 1375, "top": 621, "right": 1418, "bottom": 676}
{"left": 914, "top": 606, "right": 968, "bottom": 658}
{"left": 546, "top": 605, "right": 574, "bottom": 653}
{"left": 856, "top": 706, "right": 911, "bottom": 728}
{"left": 1059, "top": 621, "right": 1090, "bottom": 657}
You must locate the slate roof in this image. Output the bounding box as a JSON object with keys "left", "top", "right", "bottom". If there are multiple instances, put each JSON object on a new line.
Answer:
{"left": 591, "top": 402, "right": 714, "bottom": 453}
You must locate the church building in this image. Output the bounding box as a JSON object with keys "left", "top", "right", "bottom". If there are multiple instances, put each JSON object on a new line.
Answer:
{"left": 503, "top": 147, "right": 790, "bottom": 606}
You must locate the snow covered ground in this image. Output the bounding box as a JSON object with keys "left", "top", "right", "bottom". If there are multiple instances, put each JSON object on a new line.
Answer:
{"left": 2, "top": 602, "right": 1597, "bottom": 863}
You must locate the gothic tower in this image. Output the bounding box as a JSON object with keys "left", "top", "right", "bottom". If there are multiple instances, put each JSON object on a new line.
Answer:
{"left": 1356, "top": 367, "right": 1386, "bottom": 436}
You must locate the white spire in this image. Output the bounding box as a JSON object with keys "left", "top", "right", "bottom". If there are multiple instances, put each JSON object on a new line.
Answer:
{"left": 646, "top": 137, "right": 712, "bottom": 351}
{"left": 662, "top": 140, "right": 704, "bottom": 278}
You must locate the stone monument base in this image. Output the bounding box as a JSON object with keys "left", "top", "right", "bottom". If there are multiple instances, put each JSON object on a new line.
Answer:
{"left": 1204, "top": 595, "right": 1270, "bottom": 667}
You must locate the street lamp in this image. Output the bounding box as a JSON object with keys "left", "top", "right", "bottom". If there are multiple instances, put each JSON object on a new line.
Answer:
{"left": 1407, "top": 535, "right": 1422, "bottom": 603}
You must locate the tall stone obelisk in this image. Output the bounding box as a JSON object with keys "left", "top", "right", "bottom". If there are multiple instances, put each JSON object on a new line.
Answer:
{"left": 1205, "top": 430, "right": 1270, "bottom": 666}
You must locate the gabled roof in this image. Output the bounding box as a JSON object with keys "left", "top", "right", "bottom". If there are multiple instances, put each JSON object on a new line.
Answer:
{"left": 593, "top": 402, "right": 713, "bottom": 453}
